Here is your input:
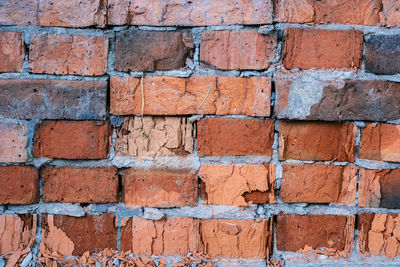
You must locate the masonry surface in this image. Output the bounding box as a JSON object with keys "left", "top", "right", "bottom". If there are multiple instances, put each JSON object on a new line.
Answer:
{"left": 0, "top": 0, "right": 400, "bottom": 266}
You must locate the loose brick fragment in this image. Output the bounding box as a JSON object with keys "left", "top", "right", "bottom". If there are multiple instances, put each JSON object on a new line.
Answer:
{"left": 282, "top": 29, "right": 363, "bottom": 70}
{"left": 357, "top": 213, "right": 400, "bottom": 257}
{"left": 115, "top": 117, "right": 194, "bottom": 157}
{"left": 115, "top": 29, "right": 194, "bottom": 72}
{"left": 41, "top": 214, "right": 116, "bottom": 256}
{"left": 0, "top": 79, "right": 107, "bottom": 120}
{"left": 42, "top": 167, "right": 119, "bottom": 203}
{"left": 110, "top": 76, "right": 271, "bottom": 117}
{"left": 381, "top": 0, "right": 400, "bottom": 27}
{"left": 108, "top": 0, "right": 273, "bottom": 26}
{"left": 200, "top": 219, "right": 272, "bottom": 258}
{"left": 121, "top": 168, "right": 198, "bottom": 208}
{"left": 274, "top": 0, "right": 381, "bottom": 25}
{"left": 277, "top": 214, "right": 355, "bottom": 256}
{"left": 280, "top": 164, "right": 357, "bottom": 204}
{"left": 0, "top": 121, "right": 28, "bottom": 163}
{"left": 121, "top": 217, "right": 201, "bottom": 256}
{"left": 33, "top": 120, "right": 110, "bottom": 159}
{"left": 359, "top": 168, "right": 400, "bottom": 209}
{"left": 198, "top": 118, "right": 274, "bottom": 156}
{"left": 200, "top": 164, "right": 276, "bottom": 206}
{"left": 366, "top": 34, "right": 400, "bottom": 75}
{"left": 359, "top": 123, "right": 400, "bottom": 162}
{"left": 275, "top": 77, "right": 400, "bottom": 121}
{"left": 0, "top": 214, "right": 37, "bottom": 255}
{"left": 279, "top": 121, "right": 357, "bottom": 162}
{"left": 0, "top": 31, "right": 25, "bottom": 72}
{"left": 200, "top": 30, "right": 277, "bottom": 70}
{"left": 0, "top": 166, "right": 39, "bottom": 204}
{"left": 29, "top": 34, "right": 108, "bottom": 75}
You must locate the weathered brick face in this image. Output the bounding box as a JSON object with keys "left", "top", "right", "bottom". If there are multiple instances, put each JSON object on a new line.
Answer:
{"left": 0, "top": 31, "right": 25, "bottom": 72}
{"left": 0, "top": 121, "right": 28, "bottom": 162}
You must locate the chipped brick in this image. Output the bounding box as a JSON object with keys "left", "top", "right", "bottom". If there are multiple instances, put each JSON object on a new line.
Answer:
{"left": 0, "top": 31, "right": 25, "bottom": 72}
{"left": 0, "top": 121, "right": 28, "bottom": 163}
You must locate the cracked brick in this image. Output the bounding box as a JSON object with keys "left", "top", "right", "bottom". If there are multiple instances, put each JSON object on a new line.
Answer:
{"left": 0, "top": 31, "right": 25, "bottom": 73}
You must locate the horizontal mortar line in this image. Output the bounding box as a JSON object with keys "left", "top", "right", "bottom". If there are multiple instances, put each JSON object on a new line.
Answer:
{"left": 0, "top": 72, "right": 110, "bottom": 81}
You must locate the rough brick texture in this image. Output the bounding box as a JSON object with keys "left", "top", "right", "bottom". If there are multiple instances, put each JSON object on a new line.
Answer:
{"left": 115, "top": 29, "right": 194, "bottom": 72}
{"left": 200, "top": 164, "right": 276, "bottom": 206}
{"left": 29, "top": 34, "right": 108, "bottom": 75}
{"left": 0, "top": 31, "right": 25, "bottom": 73}
{"left": 198, "top": 118, "right": 274, "bottom": 156}
{"left": 282, "top": 29, "right": 363, "bottom": 70}
{"left": 0, "top": 121, "right": 28, "bottom": 163}
{"left": 42, "top": 167, "right": 119, "bottom": 203}
{"left": 121, "top": 168, "right": 198, "bottom": 208}
{"left": 280, "top": 164, "right": 357, "bottom": 204}
{"left": 110, "top": 76, "right": 271, "bottom": 117}
{"left": 0, "top": 166, "right": 39, "bottom": 204}
{"left": 200, "top": 30, "right": 277, "bottom": 70}
{"left": 41, "top": 214, "right": 116, "bottom": 256}
{"left": 277, "top": 214, "right": 355, "bottom": 254}
{"left": 0, "top": 79, "right": 107, "bottom": 120}
{"left": 115, "top": 116, "right": 194, "bottom": 157}
{"left": 359, "top": 168, "right": 400, "bottom": 209}
{"left": 108, "top": 0, "right": 273, "bottom": 26}
{"left": 365, "top": 34, "right": 400, "bottom": 75}
{"left": 279, "top": 121, "right": 357, "bottom": 161}
{"left": 359, "top": 123, "right": 400, "bottom": 162}
{"left": 275, "top": 77, "right": 400, "bottom": 121}
{"left": 33, "top": 120, "right": 110, "bottom": 159}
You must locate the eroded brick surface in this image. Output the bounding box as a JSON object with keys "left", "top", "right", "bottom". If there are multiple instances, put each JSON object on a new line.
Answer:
{"left": 357, "top": 213, "right": 400, "bottom": 257}
{"left": 121, "top": 217, "right": 201, "bottom": 256}
{"left": 359, "top": 123, "right": 400, "bottom": 162}
{"left": 359, "top": 168, "right": 400, "bottom": 209}
{"left": 33, "top": 120, "right": 110, "bottom": 159}
{"left": 200, "top": 30, "right": 277, "bottom": 70}
{"left": 0, "top": 79, "right": 107, "bottom": 120}
{"left": 121, "top": 168, "right": 198, "bottom": 208}
{"left": 276, "top": 214, "right": 354, "bottom": 255}
{"left": 280, "top": 164, "right": 357, "bottom": 204}
{"left": 282, "top": 29, "right": 363, "bottom": 70}
{"left": 0, "top": 31, "right": 25, "bottom": 72}
{"left": 365, "top": 34, "right": 400, "bottom": 75}
{"left": 0, "top": 121, "right": 28, "bottom": 163}
{"left": 115, "top": 117, "right": 194, "bottom": 157}
{"left": 41, "top": 214, "right": 116, "bottom": 256}
{"left": 200, "top": 164, "right": 276, "bottom": 206}
{"left": 42, "top": 167, "right": 119, "bottom": 203}
{"left": 108, "top": 0, "right": 273, "bottom": 26}
{"left": 200, "top": 219, "right": 272, "bottom": 258}
{"left": 110, "top": 76, "right": 271, "bottom": 117}
{"left": 115, "top": 29, "right": 194, "bottom": 72}
{"left": 29, "top": 34, "right": 108, "bottom": 75}
{"left": 198, "top": 118, "right": 274, "bottom": 156}
{"left": 279, "top": 121, "right": 357, "bottom": 161}
{"left": 381, "top": 0, "right": 400, "bottom": 27}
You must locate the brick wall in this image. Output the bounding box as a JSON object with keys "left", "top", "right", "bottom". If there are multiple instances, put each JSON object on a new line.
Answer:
{"left": 0, "top": 1, "right": 400, "bottom": 266}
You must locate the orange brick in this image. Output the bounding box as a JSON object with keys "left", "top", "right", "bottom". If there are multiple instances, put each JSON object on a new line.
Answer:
{"left": 0, "top": 31, "right": 25, "bottom": 72}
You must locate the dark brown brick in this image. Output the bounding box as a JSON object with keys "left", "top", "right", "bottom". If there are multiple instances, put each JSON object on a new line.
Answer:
{"left": 365, "top": 34, "right": 400, "bottom": 75}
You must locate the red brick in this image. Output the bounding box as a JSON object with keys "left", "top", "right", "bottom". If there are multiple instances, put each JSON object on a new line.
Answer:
{"left": 282, "top": 29, "right": 363, "bottom": 70}
{"left": 0, "top": 121, "right": 28, "bottom": 163}
{"left": 42, "top": 167, "right": 119, "bottom": 203}
{"left": 381, "top": 0, "right": 400, "bottom": 27}
{"left": 274, "top": 0, "right": 381, "bottom": 25}
{"left": 280, "top": 164, "right": 357, "bottom": 204}
{"left": 276, "top": 214, "right": 354, "bottom": 254}
{"left": 33, "top": 120, "right": 110, "bottom": 159}
{"left": 110, "top": 76, "right": 271, "bottom": 117}
{"left": 359, "top": 168, "right": 400, "bottom": 209}
{"left": 29, "top": 34, "right": 108, "bottom": 76}
{"left": 200, "top": 30, "right": 277, "bottom": 70}
{"left": 108, "top": 0, "right": 273, "bottom": 26}
{"left": 121, "top": 168, "right": 198, "bottom": 208}
{"left": 0, "top": 31, "right": 25, "bottom": 72}
{"left": 359, "top": 123, "right": 400, "bottom": 162}
{"left": 279, "top": 121, "right": 357, "bottom": 162}
{"left": 121, "top": 217, "right": 201, "bottom": 256}
{"left": 200, "top": 164, "right": 276, "bottom": 206}
{"left": 0, "top": 166, "right": 39, "bottom": 204}
{"left": 198, "top": 118, "right": 274, "bottom": 156}
{"left": 200, "top": 219, "right": 272, "bottom": 258}
{"left": 41, "top": 214, "right": 116, "bottom": 256}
